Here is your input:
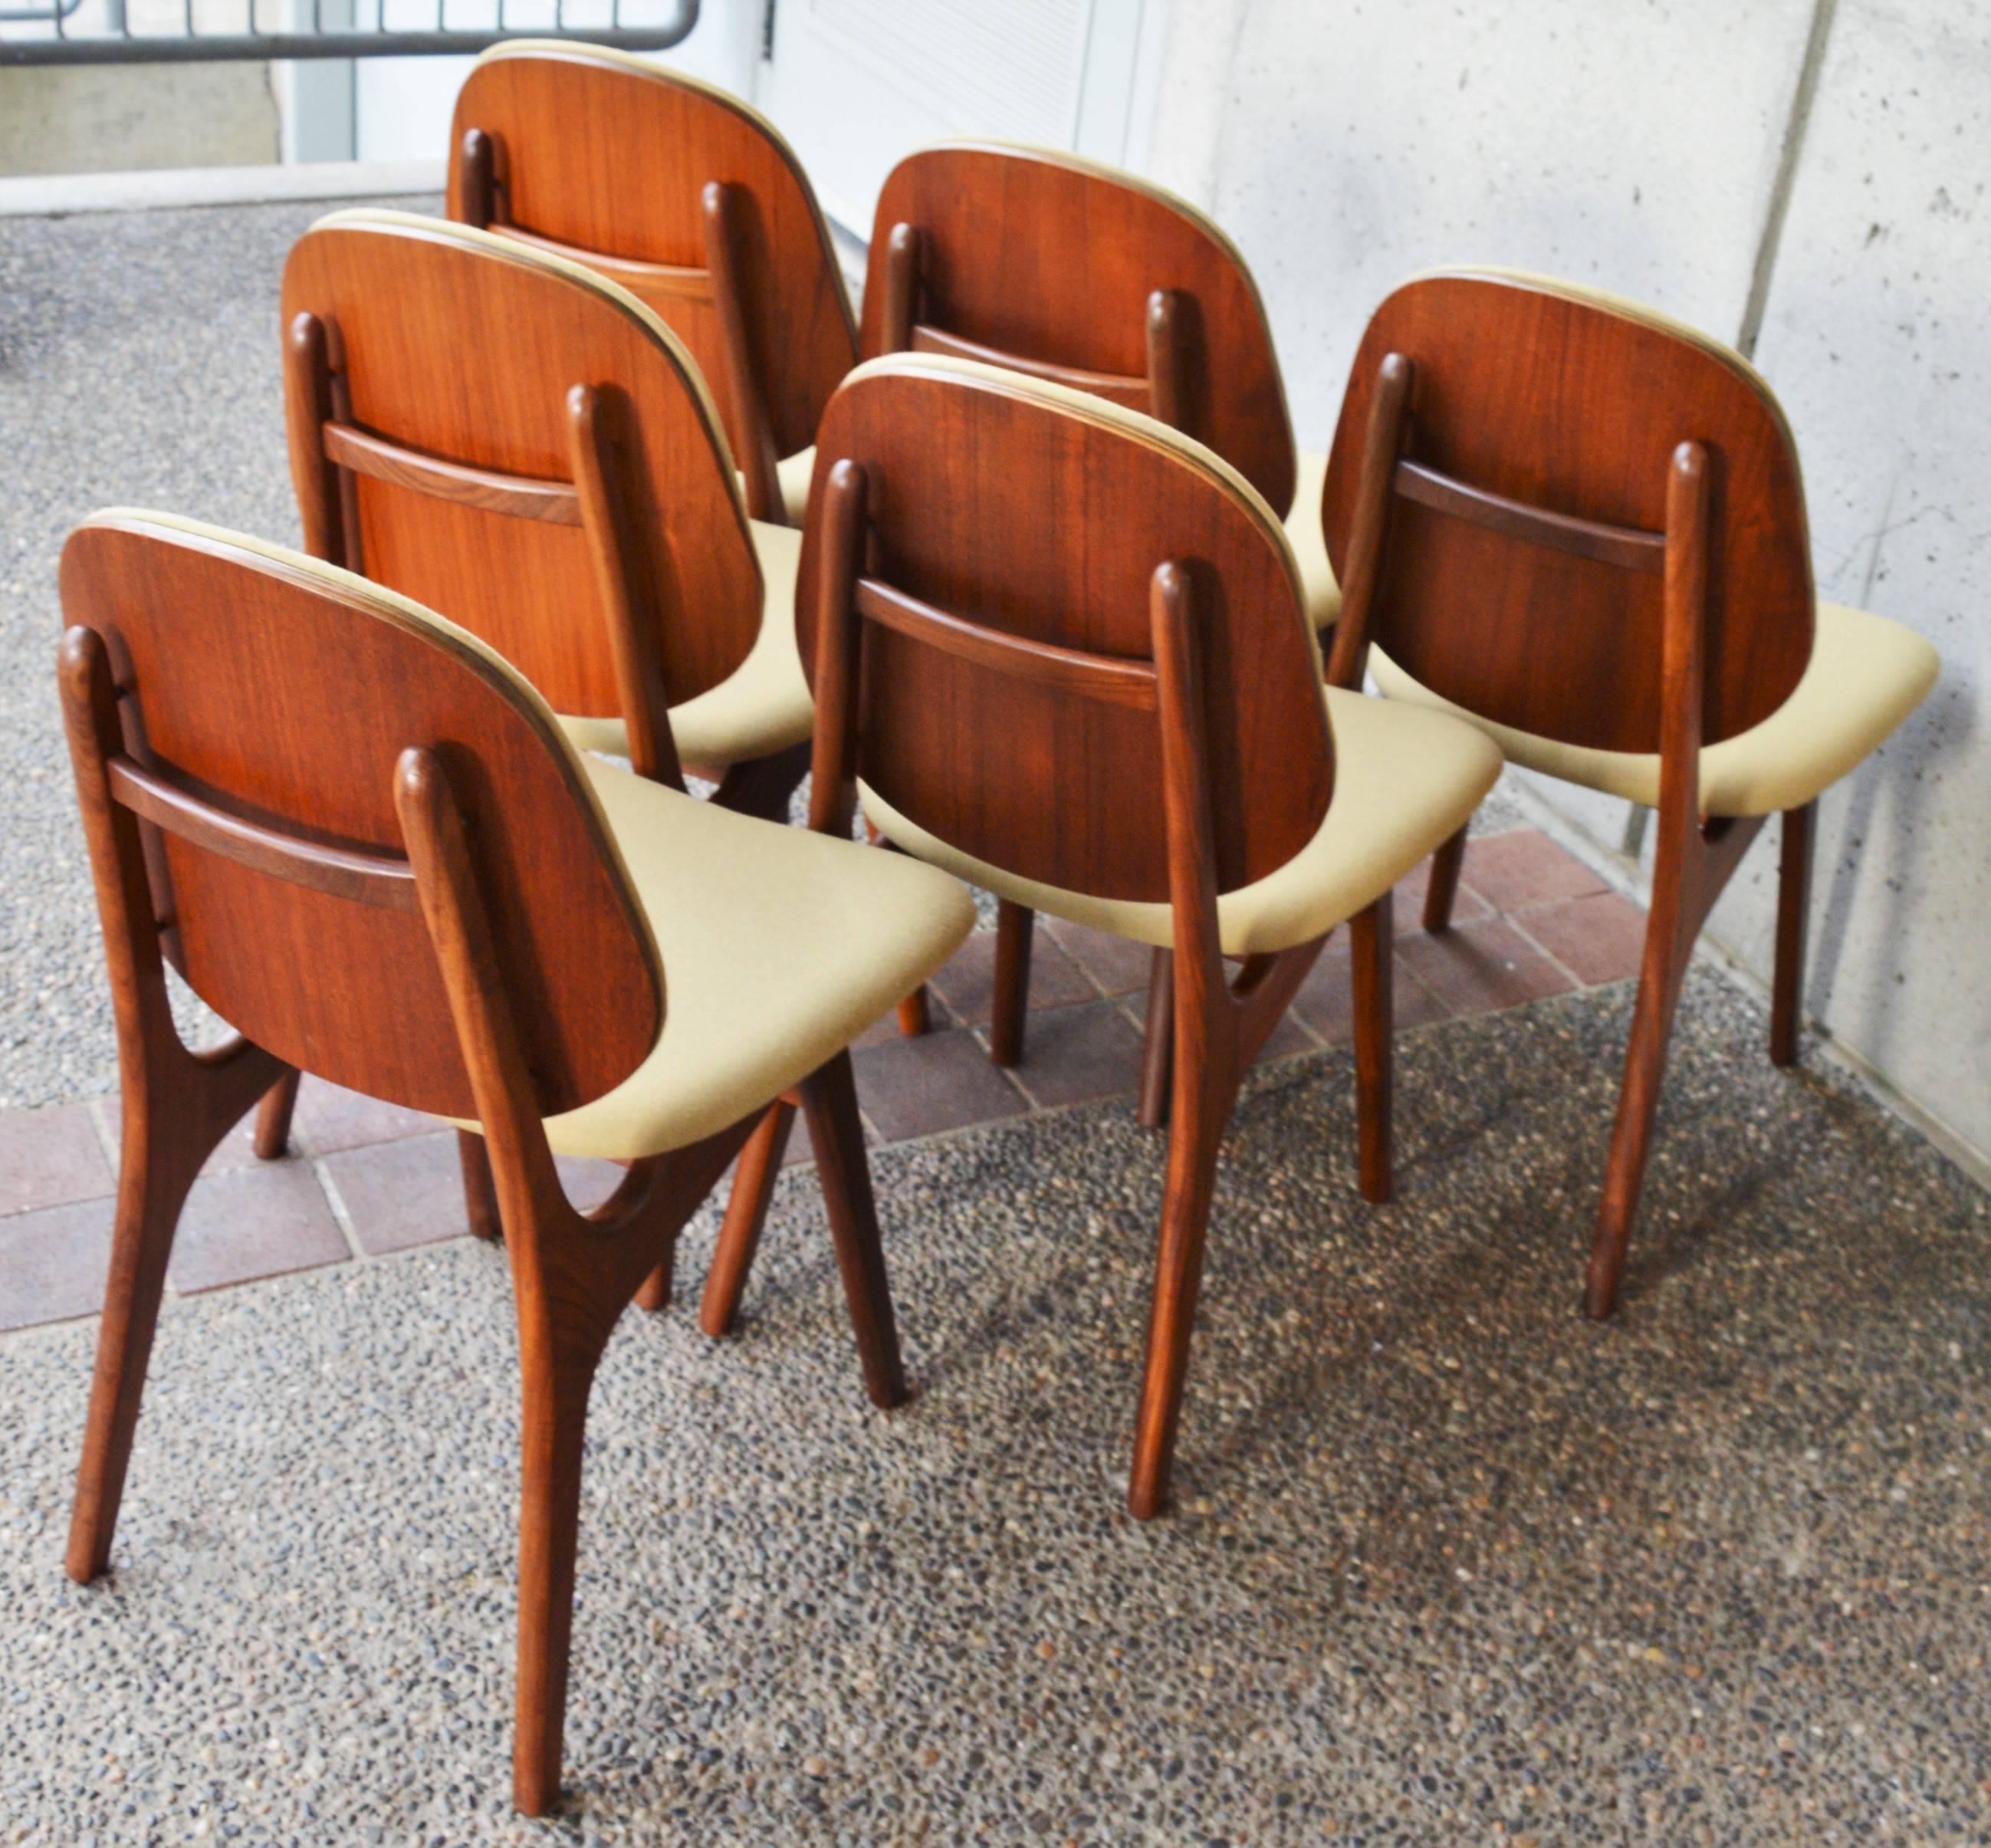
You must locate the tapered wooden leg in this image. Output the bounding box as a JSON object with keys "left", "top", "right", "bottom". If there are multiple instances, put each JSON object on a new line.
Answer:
{"left": 1137, "top": 948, "right": 1175, "bottom": 1130}
{"left": 1770, "top": 801, "right": 1813, "bottom": 1068}
{"left": 511, "top": 1319, "right": 600, "bottom": 1817}
{"left": 633, "top": 1245, "right": 674, "bottom": 1312}
{"left": 988, "top": 899, "right": 1034, "bottom": 1067}
{"left": 1350, "top": 889, "right": 1394, "bottom": 1204}
{"left": 1127, "top": 1025, "right": 1229, "bottom": 1522}
{"left": 67, "top": 1040, "right": 280, "bottom": 1583}
{"left": 458, "top": 1129, "right": 501, "bottom": 1241}
{"left": 1423, "top": 824, "right": 1468, "bottom": 933}
{"left": 1589, "top": 931, "right": 1689, "bottom": 1320}
{"left": 253, "top": 1068, "right": 300, "bottom": 1159}
{"left": 798, "top": 1052, "right": 907, "bottom": 1409}
{"left": 708, "top": 742, "right": 810, "bottom": 824}
{"left": 698, "top": 1100, "right": 797, "bottom": 1336}
{"left": 67, "top": 1117, "right": 199, "bottom": 1583}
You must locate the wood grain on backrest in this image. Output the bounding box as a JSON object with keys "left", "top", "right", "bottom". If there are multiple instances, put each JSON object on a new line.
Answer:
{"left": 281, "top": 210, "right": 761, "bottom": 722}
{"left": 1322, "top": 271, "right": 1815, "bottom": 753}
{"left": 61, "top": 513, "right": 662, "bottom": 1120}
{"left": 797, "top": 356, "right": 1329, "bottom": 903}
{"left": 446, "top": 41, "right": 856, "bottom": 462}
{"left": 859, "top": 144, "right": 1297, "bottom": 518}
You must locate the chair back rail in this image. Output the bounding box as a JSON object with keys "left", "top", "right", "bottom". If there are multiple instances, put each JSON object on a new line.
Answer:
{"left": 446, "top": 43, "right": 857, "bottom": 481}
{"left": 798, "top": 357, "right": 1329, "bottom": 904}
{"left": 280, "top": 211, "right": 761, "bottom": 728}
{"left": 60, "top": 515, "right": 662, "bottom": 1120}
{"left": 1321, "top": 271, "right": 1815, "bottom": 752}
{"left": 859, "top": 144, "right": 1296, "bottom": 517}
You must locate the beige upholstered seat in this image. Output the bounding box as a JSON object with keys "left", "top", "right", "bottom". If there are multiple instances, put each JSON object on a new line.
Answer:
{"left": 1286, "top": 448, "right": 1339, "bottom": 629}
{"left": 536, "top": 757, "right": 974, "bottom": 1158}
{"left": 137, "top": 510, "right": 969, "bottom": 1165}
{"left": 865, "top": 683, "right": 1497, "bottom": 957}
{"left": 560, "top": 520, "right": 813, "bottom": 766}
{"left": 775, "top": 448, "right": 815, "bottom": 524}
{"left": 1368, "top": 600, "right": 1937, "bottom": 818}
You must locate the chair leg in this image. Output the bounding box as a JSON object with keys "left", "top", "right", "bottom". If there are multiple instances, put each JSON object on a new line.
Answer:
{"left": 66, "top": 1117, "right": 198, "bottom": 1583}
{"left": 511, "top": 1315, "right": 601, "bottom": 1817}
{"left": 708, "top": 741, "right": 811, "bottom": 824}
{"left": 252, "top": 1068, "right": 299, "bottom": 1159}
{"left": 1588, "top": 927, "right": 1690, "bottom": 1320}
{"left": 632, "top": 1234, "right": 675, "bottom": 1312}
{"left": 988, "top": 899, "right": 1034, "bottom": 1067}
{"left": 698, "top": 1100, "right": 797, "bottom": 1336}
{"left": 1136, "top": 948, "right": 1175, "bottom": 1130}
{"left": 67, "top": 1040, "right": 279, "bottom": 1583}
{"left": 1126, "top": 1021, "right": 1230, "bottom": 1521}
{"left": 895, "top": 985, "right": 933, "bottom": 1037}
{"left": 1349, "top": 889, "right": 1394, "bottom": 1204}
{"left": 1770, "top": 801, "right": 1813, "bottom": 1068}
{"left": 798, "top": 1051, "right": 907, "bottom": 1409}
{"left": 458, "top": 1129, "right": 502, "bottom": 1241}
{"left": 1423, "top": 823, "right": 1468, "bottom": 933}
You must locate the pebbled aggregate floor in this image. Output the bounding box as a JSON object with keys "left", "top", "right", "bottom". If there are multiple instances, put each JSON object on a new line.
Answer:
{"left": 0, "top": 193, "right": 443, "bottom": 1109}
{"left": 1, "top": 969, "right": 1986, "bottom": 1846}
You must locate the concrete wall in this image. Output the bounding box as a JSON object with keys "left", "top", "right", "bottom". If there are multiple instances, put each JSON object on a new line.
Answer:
{"left": 1144, "top": 0, "right": 1989, "bottom": 1167}
{"left": 0, "top": 67, "right": 279, "bottom": 176}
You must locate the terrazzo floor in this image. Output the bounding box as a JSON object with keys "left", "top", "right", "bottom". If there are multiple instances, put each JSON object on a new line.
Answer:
{"left": 1, "top": 972, "right": 1987, "bottom": 1846}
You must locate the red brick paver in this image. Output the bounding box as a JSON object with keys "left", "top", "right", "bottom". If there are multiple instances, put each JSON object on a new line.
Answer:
{"left": 0, "top": 826, "right": 1650, "bottom": 1332}
{"left": 0, "top": 1104, "right": 111, "bottom": 1218}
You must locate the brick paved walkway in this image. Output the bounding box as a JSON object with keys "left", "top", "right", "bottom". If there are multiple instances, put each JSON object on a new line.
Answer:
{"left": 0, "top": 827, "right": 1644, "bottom": 1333}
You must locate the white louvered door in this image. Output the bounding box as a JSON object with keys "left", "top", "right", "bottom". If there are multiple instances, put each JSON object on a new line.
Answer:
{"left": 758, "top": 0, "right": 1158, "bottom": 236}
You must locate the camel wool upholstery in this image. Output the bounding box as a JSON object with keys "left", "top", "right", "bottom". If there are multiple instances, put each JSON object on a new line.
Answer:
{"left": 533, "top": 757, "right": 974, "bottom": 1159}
{"left": 1368, "top": 601, "right": 1937, "bottom": 818}
{"left": 561, "top": 520, "right": 813, "bottom": 767}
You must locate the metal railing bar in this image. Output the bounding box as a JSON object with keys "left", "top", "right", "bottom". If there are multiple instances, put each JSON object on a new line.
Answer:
{"left": 0, "top": 5, "right": 691, "bottom": 58}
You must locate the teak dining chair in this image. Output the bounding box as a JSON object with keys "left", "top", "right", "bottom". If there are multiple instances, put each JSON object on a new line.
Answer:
{"left": 854, "top": 140, "right": 1339, "bottom": 1070}
{"left": 1319, "top": 270, "right": 1940, "bottom": 1317}
{"left": 57, "top": 511, "right": 973, "bottom": 1813}
{"left": 268, "top": 209, "right": 825, "bottom": 1284}
{"left": 446, "top": 40, "right": 856, "bottom": 525}
{"left": 711, "top": 353, "right": 1499, "bottom": 1518}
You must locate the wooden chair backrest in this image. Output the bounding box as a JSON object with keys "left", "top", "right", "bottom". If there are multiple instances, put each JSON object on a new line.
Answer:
{"left": 1322, "top": 270, "right": 1815, "bottom": 752}
{"left": 60, "top": 512, "right": 662, "bottom": 1120}
{"left": 798, "top": 356, "right": 1330, "bottom": 903}
{"left": 859, "top": 143, "right": 1297, "bottom": 518}
{"left": 446, "top": 41, "right": 856, "bottom": 465}
{"left": 281, "top": 209, "right": 761, "bottom": 723}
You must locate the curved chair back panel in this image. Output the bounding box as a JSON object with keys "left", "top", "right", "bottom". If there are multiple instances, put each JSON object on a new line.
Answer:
{"left": 446, "top": 43, "right": 856, "bottom": 462}
{"left": 799, "top": 357, "right": 1329, "bottom": 903}
{"left": 281, "top": 211, "right": 761, "bottom": 720}
{"left": 60, "top": 514, "right": 662, "bottom": 1119}
{"left": 1322, "top": 271, "right": 1815, "bottom": 752}
{"left": 859, "top": 144, "right": 1296, "bottom": 517}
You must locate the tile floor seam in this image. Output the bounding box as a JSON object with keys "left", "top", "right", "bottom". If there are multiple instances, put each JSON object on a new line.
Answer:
{"left": 1495, "top": 910, "right": 1597, "bottom": 996}
{"left": 1393, "top": 956, "right": 1455, "bottom": 1021}
{"left": 963, "top": 1022, "right": 1055, "bottom": 1116}
{"left": 84, "top": 1091, "right": 118, "bottom": 1173}
{"left": 305, "top": 1147, "right": 370, "bottom": 1266}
